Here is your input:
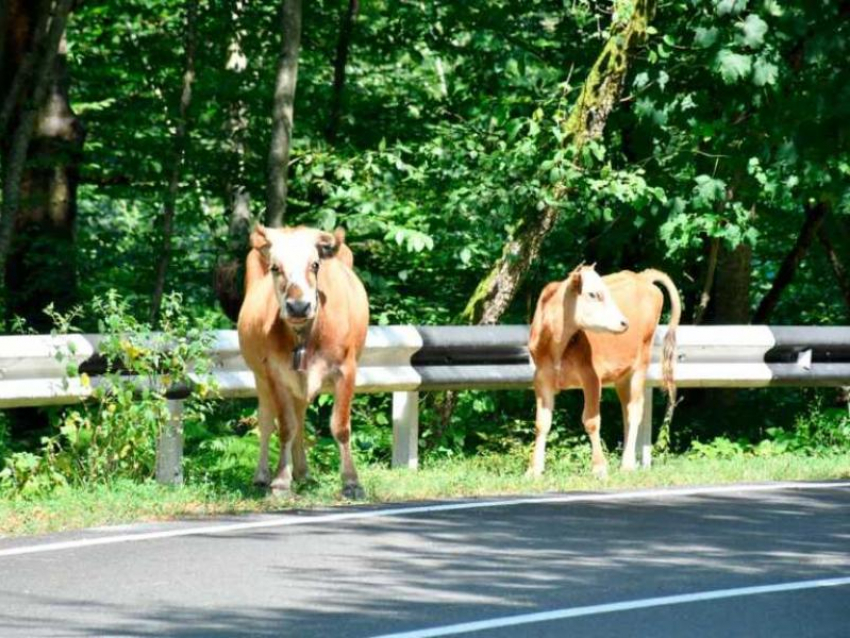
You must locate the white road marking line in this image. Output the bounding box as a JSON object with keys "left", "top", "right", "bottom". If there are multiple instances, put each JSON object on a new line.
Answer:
{"left": 371, "top": 576, "right": 850, "bottom": 638}
{"left": 0, "top": 481, "right": 847, "bottom": 558}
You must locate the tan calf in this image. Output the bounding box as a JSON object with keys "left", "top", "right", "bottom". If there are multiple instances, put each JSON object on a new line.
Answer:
{"left": 528, "top": 266, "right": 681, "bottom": 478}
{"left": 237, "top": 225, "right": 369, "bottom": 499}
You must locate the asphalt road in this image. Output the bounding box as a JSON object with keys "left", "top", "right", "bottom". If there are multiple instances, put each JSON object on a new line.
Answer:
{"left": 1, "top": 481, "right": 849, "bottom": 637}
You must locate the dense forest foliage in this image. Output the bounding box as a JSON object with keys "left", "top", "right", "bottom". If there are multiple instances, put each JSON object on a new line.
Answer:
{"left": 1, "top": 0, "right": 849, "bottom": 492}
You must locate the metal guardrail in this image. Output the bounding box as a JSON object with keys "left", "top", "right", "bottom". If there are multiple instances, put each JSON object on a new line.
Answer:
{"left": 1, "top": 325, "right": 849, "bottom": 481}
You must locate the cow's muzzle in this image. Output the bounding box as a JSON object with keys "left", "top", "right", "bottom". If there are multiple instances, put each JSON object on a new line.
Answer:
{"left": 285, "top": 299, "right": 312, "bottom": 319}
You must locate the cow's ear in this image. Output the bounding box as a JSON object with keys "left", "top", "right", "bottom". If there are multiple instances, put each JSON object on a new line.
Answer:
{"left": 250, "top": 224, "right": 271, "bottom": 262}
{"left": 568, "top": 270, "right": 583, "bottom": 294}
{"left": 317, "top": 231, "right": 339, "bottom": 259}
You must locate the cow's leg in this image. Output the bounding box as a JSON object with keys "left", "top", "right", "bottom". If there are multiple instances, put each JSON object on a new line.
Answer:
{"left": 253, "top": 380, "right": 276, "bottom": 487}
{"left": 331, "top": 363, "right": 364, "bottom": 499}
{"left": 581, "top": 377, "right": 607, "bottom": 478}
{"left": 270, "top": 387, "right": 299, "bottom": 497}
{"left": 291, "top": 396, "right": 311, "bottom": 482}
{"left": 528, "top": 366, "right": 557, "bottom": 478}
{"left": 617, "top": 372, "right": 645, "bottom": 471}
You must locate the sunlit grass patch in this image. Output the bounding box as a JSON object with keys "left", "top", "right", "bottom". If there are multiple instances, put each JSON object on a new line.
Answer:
{"left": 2, "top": 450, "right": 848, "bottom": 538}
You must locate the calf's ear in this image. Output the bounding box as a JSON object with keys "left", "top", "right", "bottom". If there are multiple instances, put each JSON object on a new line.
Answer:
{"left": 250, "top": 224, "right": 272, "bottom": 262}
{"left": 568, "top": 270, "right": 583, "bottom": 294}
{"left": 317, "top": 231, "right": 340, "bottom": 259}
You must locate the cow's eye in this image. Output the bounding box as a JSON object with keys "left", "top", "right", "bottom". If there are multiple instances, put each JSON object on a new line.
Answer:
{"left": 311, "top": 261, "right": 320, "bottom": 273}
{"left": 270, "top": 264, "right": 280, "bottom": 275}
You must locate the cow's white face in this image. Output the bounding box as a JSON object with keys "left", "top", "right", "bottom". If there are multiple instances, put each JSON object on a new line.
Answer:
{"left": 568, "top": 267, "right": 629, "bottom": 334}
{"left": 251, "top": 226, "right": 338, "bottom": 329}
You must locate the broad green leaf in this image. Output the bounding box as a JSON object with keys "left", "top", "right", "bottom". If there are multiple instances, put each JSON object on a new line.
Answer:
{"left": 752, "top": 58, "right": 778, "bottom": 86}
{"left": 716, "top": 49, "right": 752, "bottom": 83}
{"left": 738, "top": 14, "right": 768, "bottom": 48}
{"left": 694, "top": 26, "right": 719, "bottom": 48}
{"left": 715, "top": 0, "right": 748, "bottom": 16}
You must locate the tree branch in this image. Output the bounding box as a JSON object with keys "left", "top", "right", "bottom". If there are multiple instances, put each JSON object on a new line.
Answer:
{"left": 693, "top": 236, "right": 719, "bottom": 325}
{"left": 326, "top": 0, "right": 359, "bottom": 143}
{"left": 752, "top": 202, "right": 829, "bottom": 324}
{"left": 150, "top": 0, "right": 198, "bottom": 322}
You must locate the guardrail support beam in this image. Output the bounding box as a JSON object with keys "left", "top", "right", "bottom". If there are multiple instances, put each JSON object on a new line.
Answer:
{"left": 156, "top": 399, "right": 184, "bottom": 485}
{"left": 392, "top": 391, "right": 419, "bottom": 470}
{"left": 638, "top": 387, "right": 653, "bottom": 468}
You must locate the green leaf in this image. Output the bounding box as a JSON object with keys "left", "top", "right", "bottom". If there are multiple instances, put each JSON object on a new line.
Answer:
{"left": 752, "top": 58, "right": 778, "bottom": 86}
{"left": 694, "top": 26, "right": 719, "bottom": 48}
{"left": 715, "top": 0, "right": 748, "bottom": 16}
{"left": 716, "top": 49, "right": 752, "bottom": 83}
{"left": 738, "top": 14, "right": 768, "bottom": 48}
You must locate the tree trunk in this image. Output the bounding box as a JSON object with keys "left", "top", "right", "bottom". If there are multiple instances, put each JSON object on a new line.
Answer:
{"left": 214, "top": 0, "right": 252, "bottom": 324}
{"left": 460, "top": 0, "right": 655, "bottom": 324}
{"left": 150, "top": 0, "right": 198, "bottom": 322}
{"left": 752, "top": 202, "right": 828, "bottom": 324}
{"left": 266, "top": 0, "right": 302, "bottom": 227}
{"left": 712, "top": 243, "right": 752, "bottom": 324}
{"left": 325, "top": 0, "right": 359, "bottom": 143}
{"left": 0, "top": 0, "right": 74, "bottom": 281}
{"left": 1, "top": 0, "right": 81, "bottom": 444}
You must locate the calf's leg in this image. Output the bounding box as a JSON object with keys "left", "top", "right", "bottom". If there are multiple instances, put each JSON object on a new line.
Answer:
{"left": 581, "top": 377, "right": 607, "bottom": 478}
{"left": 619, "top": 372, "right": 646, "bottom": 471}
{"left": 528, "top": 367, "right": 557, "bottom": 477}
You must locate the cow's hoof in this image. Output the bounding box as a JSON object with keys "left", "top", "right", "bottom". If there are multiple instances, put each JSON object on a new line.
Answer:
{"left": 620, "top": 460, "right": 637, "bottom": 472}
{"left": 591, "top": 464, "right": 609, "bottom": 480}
{"left": 270, "top": 478, "right": 293, "bottom": 499}
{"left": 341, "top": 483, "right": 366, "bottom": 500}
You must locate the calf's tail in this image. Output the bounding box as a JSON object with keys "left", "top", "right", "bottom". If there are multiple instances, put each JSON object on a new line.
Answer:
{"left": 643, "top": 271, "right": 682, "bottom": 443}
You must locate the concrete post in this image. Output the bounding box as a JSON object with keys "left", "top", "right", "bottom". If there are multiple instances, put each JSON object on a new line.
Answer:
{"left": 156, "top": 399, "right": 184, "bottom": 485}
{"left": 392, "top": 391, "right": 419, "bottom": 470}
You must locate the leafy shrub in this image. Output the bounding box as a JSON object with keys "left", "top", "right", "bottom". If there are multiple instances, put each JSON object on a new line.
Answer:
{"left": 687, "top": 401, "right": 850, "bottom": 460}
{"left": 0, "top": 292, "right": 217, "bottom": 497}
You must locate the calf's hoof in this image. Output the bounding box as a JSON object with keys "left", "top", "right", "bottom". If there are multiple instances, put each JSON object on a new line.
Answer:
{"left": 525, "top": 466, "right": 543, "bottom": 479}
{"left": 253, "top": 471, "right": 270, "bottom": 488}
{"left": 620, "top": 459, "right": 637, "bottom": 472}
{"left": 341, "top": 483, "right": 366, "bottom": 501}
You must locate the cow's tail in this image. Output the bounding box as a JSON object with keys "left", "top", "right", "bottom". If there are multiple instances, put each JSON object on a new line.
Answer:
{"left": 643, "top": 270, "right": 682, "bottom": 451}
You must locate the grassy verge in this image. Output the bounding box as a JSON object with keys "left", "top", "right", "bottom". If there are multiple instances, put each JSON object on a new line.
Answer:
{"left": 1, "top": 451, "right": 848, "bottom": 538}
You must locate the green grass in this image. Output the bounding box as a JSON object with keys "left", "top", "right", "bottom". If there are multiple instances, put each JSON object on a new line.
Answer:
{"left": 2, "top": 450, "right": 848, "bottom": 538}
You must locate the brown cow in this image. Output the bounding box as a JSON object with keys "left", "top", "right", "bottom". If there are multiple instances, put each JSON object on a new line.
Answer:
{"left": 237, "top": 225, "right": 369, "bottom": 498}
{"left": 528, "top": 266, "right": 681, "bottom": 478}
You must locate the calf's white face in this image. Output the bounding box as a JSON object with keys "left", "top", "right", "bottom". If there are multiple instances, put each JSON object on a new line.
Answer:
{"left": 569, "top": 267, "right": 629, "bottom": 334}
{"left": 251, "top": 226, "right": 337, "bottom": 328}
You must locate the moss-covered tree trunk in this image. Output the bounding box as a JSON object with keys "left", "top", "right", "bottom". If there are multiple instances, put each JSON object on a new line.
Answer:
{"left": 460, "top": 0, "right": 655, "bottom": 324}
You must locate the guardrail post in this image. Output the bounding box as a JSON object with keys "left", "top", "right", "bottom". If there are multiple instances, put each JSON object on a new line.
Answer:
{"left": 156, "top": 399, "right": 184, "bottom": 485}
{"left": 392, "top": 391, "right": 419, "bottom": 470}
{"left": 637, "top": 387, "right": 653, "bottom": 468}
